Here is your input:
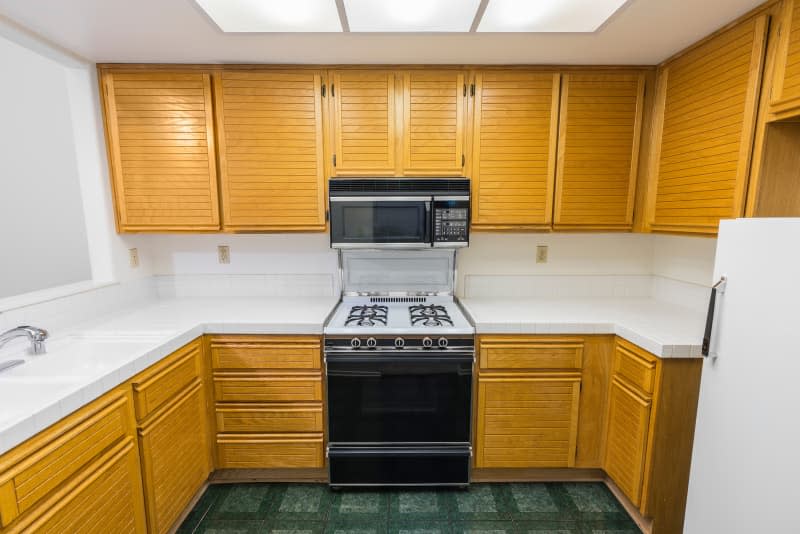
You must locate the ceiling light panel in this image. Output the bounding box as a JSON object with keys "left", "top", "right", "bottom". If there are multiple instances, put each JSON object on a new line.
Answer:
{"left": 344, "top": 0, "right": 482, "bottom": 32}
{"left": 195, "top": 0, "right": 343, "bottom": 32}
{"left": 478, "top": 0, "right": 628, "bottom": 32}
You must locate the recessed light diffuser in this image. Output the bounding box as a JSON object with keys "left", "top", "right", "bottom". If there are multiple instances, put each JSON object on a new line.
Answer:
{"left": 344, "top": 0, "right": 482, "bottom": 32}
{"left": 195, "top": 0, "right": 343, "bottom": 32}
{"left": 478, "top": 0, "right": 628, "bottom": 32}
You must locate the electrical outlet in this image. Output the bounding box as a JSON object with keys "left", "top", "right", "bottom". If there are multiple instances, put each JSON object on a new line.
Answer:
{"left": 218, "top": 245, "right": 230, "bottom": 264}
{"left": 128, "top": 248, "right": 139, "bottom": 268}
{"left": 536, "top": 245, "right": 548, "bottom": 264}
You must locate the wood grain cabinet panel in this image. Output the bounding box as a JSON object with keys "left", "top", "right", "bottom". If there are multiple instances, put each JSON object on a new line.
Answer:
{"left": 213, "top": 372, "right": 323, "bottom": 403}
{"left": 217, "top": 434, "right": 324, "bottom": 469}
{"left": 402, "top": 70, "right": 467, "bottom": 175}
{"left": 613, "top": 340, "right": 658, "bottom": 395}
{"left": 138, "top": 381, "right": 210, "bottom": 534}
{"left": 330, "top": 70, "right": 399, "bottom": 175}
{"left": 471, "top": 71, "right": 560, "bottom": 230}
{"left": 215, "top": 403, "right": 323, "bottom": 433}
{"left": 214, "top": 71, "right": 327, "bottom": 231}
{"left": 210, "top": 335, "right": 321, "bottom": 370}
{"left": 646, "top": 16, "right": 768, "bottom": 234}
{"left": 478, "top": 336, "right": 584, "bottom": 370}
{"left": 100, "top": 71, "right": 220, "bottom": 231}
{"left": 475, "top": 374, "right": 581, "bottom": 468}
{"left": 604, "top": 377, "right": 652, "bottom": 507}
{"left": 554, "top": 73, "right": 645, "bottom": 230}
{"left": 771, "top": 0, "right": 800, "bottom": 116}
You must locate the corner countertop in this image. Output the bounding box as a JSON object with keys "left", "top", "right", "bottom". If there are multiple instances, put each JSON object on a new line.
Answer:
{"left": 0, "top": 296, "right": 339, "bottom": 456}
{"left": 458, "top": 297, "right": 707, "bottom": 360}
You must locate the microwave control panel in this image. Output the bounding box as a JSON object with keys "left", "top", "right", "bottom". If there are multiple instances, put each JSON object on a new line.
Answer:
{"left": 433, "top": 199, "right": 470, "bottom": 244}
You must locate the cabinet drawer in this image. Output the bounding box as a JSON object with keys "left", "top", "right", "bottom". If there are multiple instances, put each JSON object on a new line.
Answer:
{"left": 217, "top": 434, "right": 324, "bottom": 469}
{"left": 132, "top": 338, "right": 203, "bottom": 421}
{"left": 216, "top": 403, "right": 323, "bottom": 433}
{"left": 210, "top": 335, "right": 321, "bottom": 370}
{"left": 614, "top": 340, "right": 658, "bottom": 395}
{"left": 213, "top": 372, "right": 323, "bottom": 402}
{"left": 478, "top": 337, "right": 583, "bottom": 370}
{"left": 0, "top": 390, "right": 132, "bottom": 526}
{"left": 3, "top": 438, "right": 146, "bottom": 534}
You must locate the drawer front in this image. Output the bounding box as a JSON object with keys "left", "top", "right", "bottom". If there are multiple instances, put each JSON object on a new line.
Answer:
{"left": 217, "top": 434, "right": 324, "bottom": 469}
{"left": 0, "top": 391, "right": 132, "bottom": 524}
{"left": 5, "top": 438, "right": 146, "bottom": 534}
{"left": 133, "top": 339, "right": 203, "bottom": 421}
{"left": 139, "top": 380, "right": 210, "bottom": 534}
{"left": 614, "top": 340, "right": 658, "bottom": 395}
{"left": 216, "top": 403, "right": 323, "bottom": 433}
{"left": 475, "top": 374, "right": 582, "bottom": 468}
{"left": 479, "top": 337, "right": 584, "bottom": 370}
{"left": 210, "top": 335, "right": 321, "bottom": 370}
{"left": 213, "top": 373, "right": 323, "bottom": 402}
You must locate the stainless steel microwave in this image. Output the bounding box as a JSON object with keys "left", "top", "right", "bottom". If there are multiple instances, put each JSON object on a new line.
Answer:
{"left": 329, "top": 178, "right": 470, "bottom": 249}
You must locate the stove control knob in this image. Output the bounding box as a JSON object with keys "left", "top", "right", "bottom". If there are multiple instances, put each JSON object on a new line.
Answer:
{"left": 437, "top": 337, "right": 448, "bottom": 348}
{"left": 394, "top": 337, "right": 405, "bottom": 348}
{"left": 366, "top": 337, "right": 378, "bottom": 348}
{"left": 422, "top": 337, "right": 434, "bottom": 348}
{"left": 350, "top": 337, "right": 361, "bottom": 349}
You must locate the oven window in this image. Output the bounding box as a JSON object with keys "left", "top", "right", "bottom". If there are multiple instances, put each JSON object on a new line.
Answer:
{"left": 327, "top": 359, "right": 471, "bottom": 444}
{"left": 331, "top": 201, "right": 430, "bottom": 244}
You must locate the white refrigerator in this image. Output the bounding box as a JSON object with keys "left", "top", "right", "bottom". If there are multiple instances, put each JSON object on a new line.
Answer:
{"left": 684, "top": 218, "right": 800, "bottom": 533}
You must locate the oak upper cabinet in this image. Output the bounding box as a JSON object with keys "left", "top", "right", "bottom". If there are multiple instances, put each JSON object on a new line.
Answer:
{"left": 401, "top": 70, "right": 468, "bottom": 176}
{"left": 100, "top": 71, "right": 221, "bottom": 232}
{"left": 471, "top": 71, "right": 561, "bottom": 230}
{"left": 771, "top": 0, "right": 800, "bottom": 118}
{"left": 644, "top": 15, "right": 768, "bottom": 235}
{"left": 214, "top": 71, "right": 327, "bottom": 231}
{"left": 329, "top": 70, "right": 400, "bottom": 176}
{"left": 554, "top": 73, "right": 645, "bottom": 230}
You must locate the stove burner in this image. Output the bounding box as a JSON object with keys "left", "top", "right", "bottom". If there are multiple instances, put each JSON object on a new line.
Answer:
{"left": 409, "top": 305, "right": 454, "bottom": 327}
{"left": 345, "top": 305, "right": 388, "bottom": 327}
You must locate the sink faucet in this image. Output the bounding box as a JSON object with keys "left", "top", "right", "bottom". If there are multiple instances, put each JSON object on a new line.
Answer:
{"left": 0, "top": 326, "right": 49, "bottom": 354}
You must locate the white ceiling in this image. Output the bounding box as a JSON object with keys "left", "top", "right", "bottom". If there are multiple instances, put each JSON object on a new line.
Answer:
{"left": 0, "top": 0, "right": 764, "bottom": 65}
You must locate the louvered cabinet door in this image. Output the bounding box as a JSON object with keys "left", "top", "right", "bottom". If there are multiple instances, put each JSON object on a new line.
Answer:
{"left": 402, "top": 70, "right": 467, "bottom": 175}
{"left": 772, "top": 0, "right": 800, "bottom": 116}
{"left": 554, "top": 73, "right": 645, "bottom": 230}
{"left": 604, "top": 377, "right": 652, "bottom": 507}
{"left": 101, "top": 71, "right": 220, "bottom": 231}
{"left": 472, "top": 71, "right": 560, "bottom": 230}
{"left": 215, "top": 71, "right": 326, "bottom": 231}
{"left": 330, "top": 70, "right": 399, "bottom": 175}
{"left": 648, "top": 16, "right": 768, "bottom": 234}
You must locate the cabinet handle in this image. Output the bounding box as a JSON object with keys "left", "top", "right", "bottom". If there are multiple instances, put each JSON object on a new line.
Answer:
{"left": 702, "top": 276, "right": 727, "bottom": 357}
{"left": 331, "top": 84, "right": 335, "bottom": 97}
{"left": 321, "top": 84, "right": 326, "bottom": 97}
{"left": 461, "top": 154, "right": 465, "bottom": 167}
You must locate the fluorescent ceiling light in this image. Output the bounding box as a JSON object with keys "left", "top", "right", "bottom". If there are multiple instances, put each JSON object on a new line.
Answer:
{"left": 344, "top": 0, "right": 482, "bottom": 32}
{"left": 478, "top": 0, "right": 628, "bottom": 32}
{"left": 195, "top": 0, "right": 343, "bottom": 32}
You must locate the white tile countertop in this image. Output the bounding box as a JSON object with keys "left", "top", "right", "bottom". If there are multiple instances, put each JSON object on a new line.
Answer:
{"left": 0, "top": 296, "right": 339, "bottom": 456}
{"left": 459, "top": 297, "right": 707, "bottom": 359}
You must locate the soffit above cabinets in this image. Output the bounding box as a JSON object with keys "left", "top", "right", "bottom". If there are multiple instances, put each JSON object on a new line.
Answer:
{"left": 0, "top": 0, "right": 764, "bottom": 64}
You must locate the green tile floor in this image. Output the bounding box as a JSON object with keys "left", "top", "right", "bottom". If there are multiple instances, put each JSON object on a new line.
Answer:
{"left": 177, "top": 482, "right": 642, "bottom": 534}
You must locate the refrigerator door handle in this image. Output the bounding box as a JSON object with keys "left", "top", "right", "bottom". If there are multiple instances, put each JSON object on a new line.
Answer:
{"left": 702, "top": 276, "right": 727, "bottom": 357}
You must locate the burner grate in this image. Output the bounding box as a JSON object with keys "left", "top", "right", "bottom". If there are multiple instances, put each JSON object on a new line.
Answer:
{"left": 345, "top": 304, "right": 389, "bottom": 327}
{"left": 409, "top": 304, "right": 454, "bottom": 327}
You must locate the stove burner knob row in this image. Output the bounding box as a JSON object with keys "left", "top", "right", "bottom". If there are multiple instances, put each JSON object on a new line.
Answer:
{"left": 350, "top": 337, "right": 361, "bottom": 349}
{"left": 394, "top": 337, "right": 405, "bottom": 348}
{"left": 422, "top": 337, "right": 434, "bottom": 348}
{"left": 366, "top": 337, "right": 378, "bottom": 348}
{"left": 438, "top": 337, "right": 448, "bottom": 348}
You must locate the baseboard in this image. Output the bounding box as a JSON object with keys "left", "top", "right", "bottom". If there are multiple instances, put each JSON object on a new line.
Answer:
{"left": 604, "top": 476, "right": 653, "bottom": 534}
{"left": 470, "top": 467, "right": 605, "bottom": 483}
{"left": 168, "top": 479, "right": 210, "bottom": 534}
{"left": 210, "top": 467, "right": 329, "bottom": 483}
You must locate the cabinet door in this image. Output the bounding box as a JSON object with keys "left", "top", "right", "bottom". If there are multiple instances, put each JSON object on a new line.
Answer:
{"left": 215, "top": 71, "right": 327, "bottom": 231}
{"left": 604, "top": 377, "right": 652, "bottom": 507}
{"left": 475, "top": 374, "right": 581, "bottom": 468}
{"left": 402, "top": 70, "right": 467, "bottom": 175}
{"left": 646, "top": 16, "right": 768, "bottom": 234}
{"left": 330, "top": 70, "right": 399, "bottom": 175}
{"left": 101, "top": 71, "right": 220, "bottom": 231}
{"left": 772, "top": 0, "right": 800, "bottom": 116}
{"left": 138, "top": 381, "right": 210, "bottom": 534}
{"left": 472, "top": 71, "right": 560, "bottom": 230}
{"left": 554, "top": 73, "right": 645, "bottom": 230}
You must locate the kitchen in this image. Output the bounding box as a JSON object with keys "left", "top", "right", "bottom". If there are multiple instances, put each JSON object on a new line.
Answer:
{"left": 0, "top": 0, "right": 798, "bottom": 533}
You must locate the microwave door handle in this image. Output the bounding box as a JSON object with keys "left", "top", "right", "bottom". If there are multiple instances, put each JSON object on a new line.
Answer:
{"left": 702, "top": 276, "right": 727, "bottom": 357}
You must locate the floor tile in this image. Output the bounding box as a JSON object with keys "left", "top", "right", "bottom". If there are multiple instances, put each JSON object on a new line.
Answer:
{"left": 449, "top": 521, "right": 514, "bottom": 534}
{"left": 446, "top": 485, "right": 511, "bottom": 521}
{"left": 514, "top": 520, "right": 581, "bottom": 534}
{"left": 577, "top": 520, "right": 641, "bottom": 534}
{"left": 387, "top": 520, "right": 452, "bottom": 534}
{"left": 329, "top": 490, "right": 389, "bottom": 522}
{"left": 389, "top": 490, "right": 450, "bottom": 521}
{"left": 261, "top": 519, "right": 326, "bottom": 533}
{"left": 505, "top": 483, "right": 576, "bottom": 521}
{"left": 179, "top": 485, "right": 229, "bottom": 532}
{"left": 194, "top": 519, "right": 264, "bottom": 533}
{"left": 559, "top": 484, "right": 629, "bottom": 522}
{"left": 324, "top": 520, "right": 388, "bottom": 534}
{"left": 270, "top": 484, "right": 334, "bottom": 521}
{"left": 209, "top": 484, "right": 277, "bottom": 520}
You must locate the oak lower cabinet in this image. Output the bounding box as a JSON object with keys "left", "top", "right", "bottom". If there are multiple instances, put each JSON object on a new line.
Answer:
{"left": 131, "top": 338, "right": 211, "bottom": 534}
{"left": 0, "top": 388, "right": 147, "bottom": 533}
{"left": 209, "top": 336, "right": 325, "bottom": 470}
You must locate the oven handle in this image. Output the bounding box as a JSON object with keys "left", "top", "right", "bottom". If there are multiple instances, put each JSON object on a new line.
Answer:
{"left": 324, "top": 352, "right": 474, "bottom": 365}
{"left": 327, "top": 446, "right": 472, "bottom": 458}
